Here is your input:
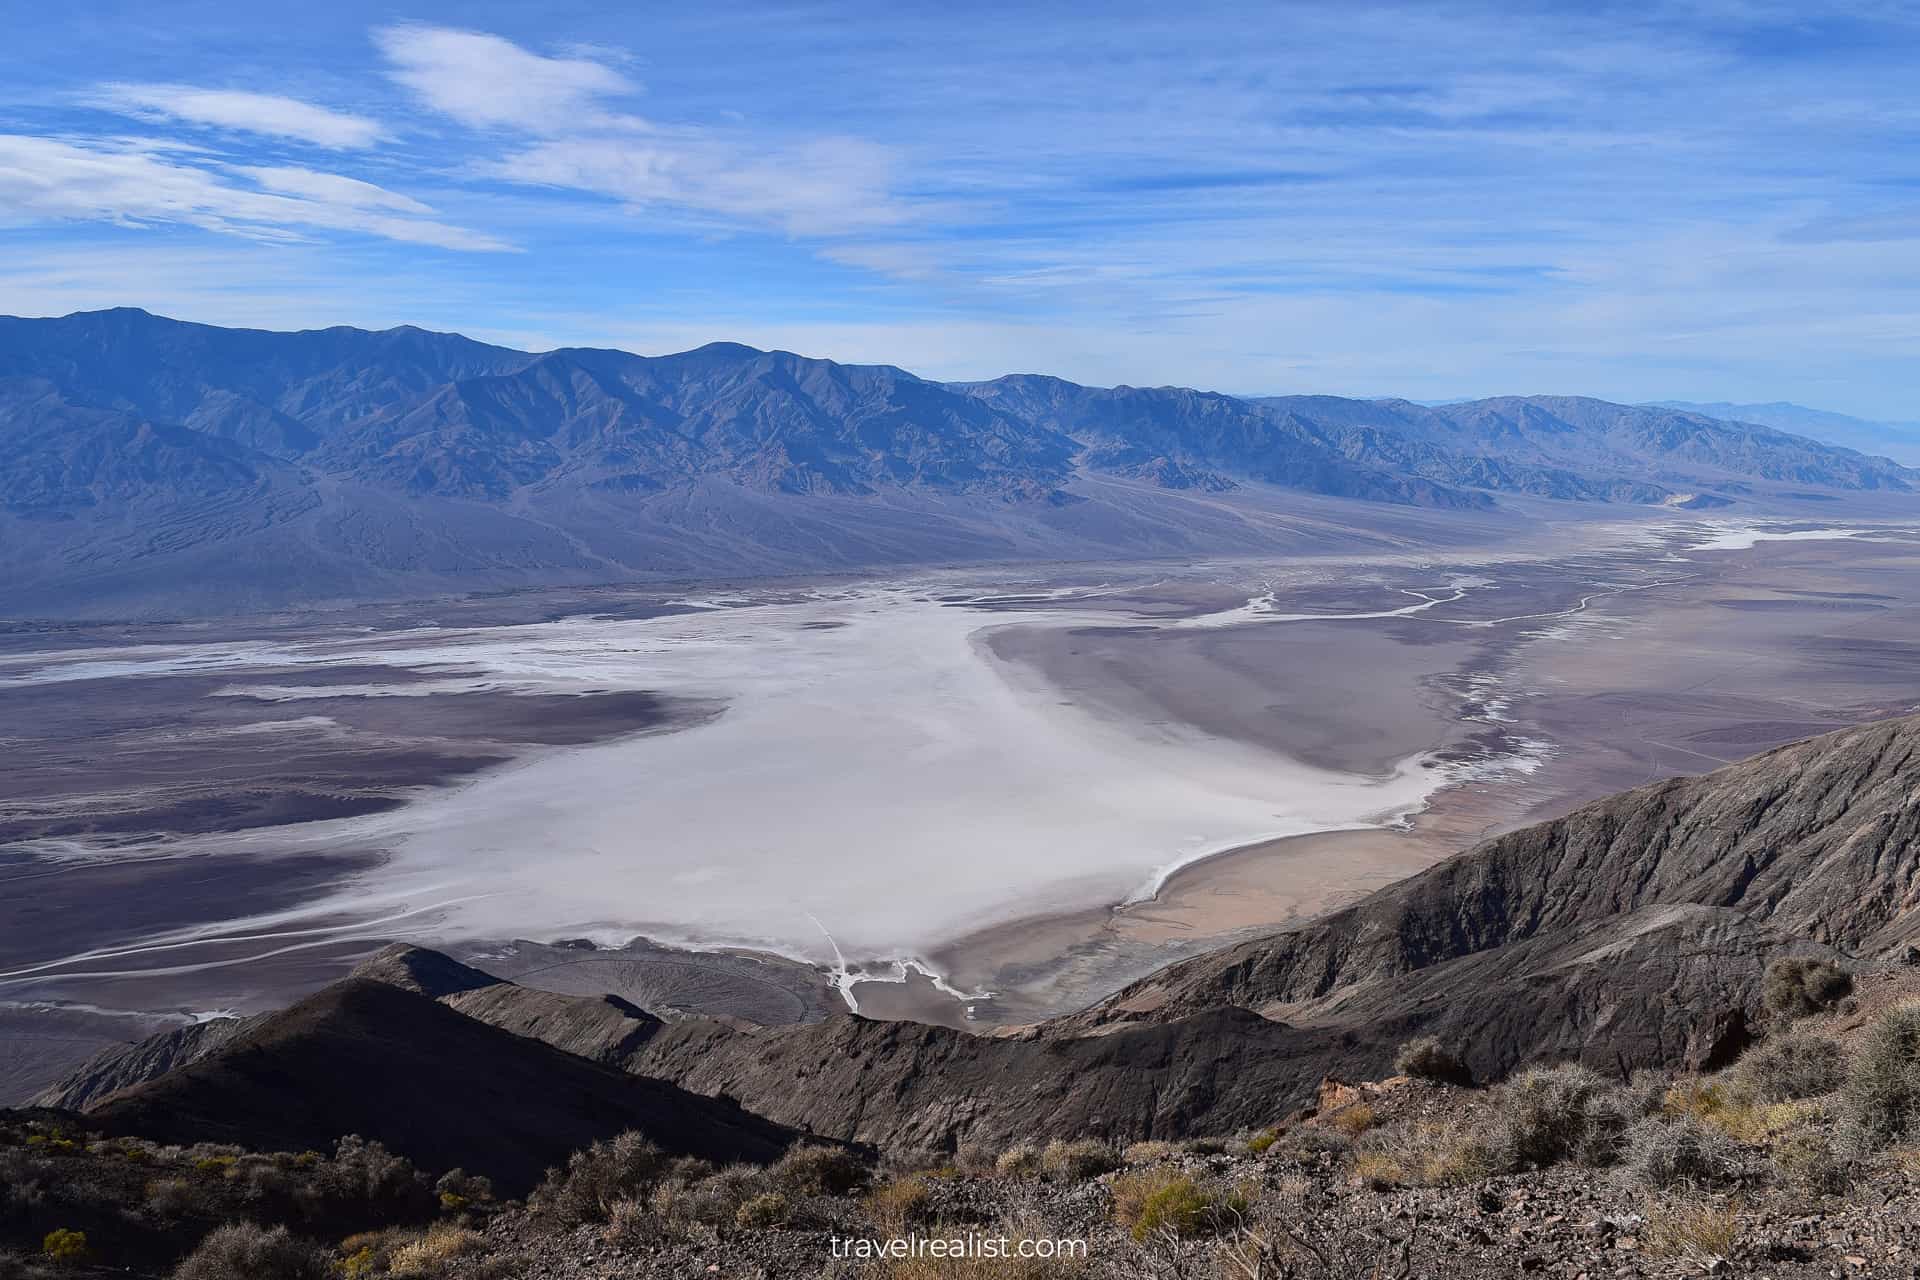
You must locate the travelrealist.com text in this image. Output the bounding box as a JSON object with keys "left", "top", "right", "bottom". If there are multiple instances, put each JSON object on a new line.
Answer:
{"left": 829, "top": 1234, "right": 1089, "bottom": 1260}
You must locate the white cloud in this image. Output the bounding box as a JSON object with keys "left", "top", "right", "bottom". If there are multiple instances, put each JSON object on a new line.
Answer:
{"left": 492, "top": 134, "right": 912, "bottom": 237}
{"left": 91, "top": 84, "right": 386, "bottom": 149}
{"left": 377, "top": 25, "right": 919, "bottom": 240}
{"left": 0, "top": 135, "right": 509, "bottom": 252}
{"left": 374, "top": 24, "right": 640, "bottom": 133}
{"left": 236, "top": 166, "right": 433, "bottom": 215}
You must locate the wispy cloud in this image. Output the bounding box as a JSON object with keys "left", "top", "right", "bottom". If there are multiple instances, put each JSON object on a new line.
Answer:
{"left": 0, "top": 135, "right": 508, "bottom": 251}
{"left": 89, "top": 83, "right": 386, "bottom": 149}
{"left": 377, "top": 24, "right": 920, "bottom": 239}
{"left": 373, "top": 24, "right": 642, "bottom": 134}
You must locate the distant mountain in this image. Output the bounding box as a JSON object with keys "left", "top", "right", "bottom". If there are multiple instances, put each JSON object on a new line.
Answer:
{"left": 1650, "top": 400, "right": 1920, "bottom": 466}
{"left": 1, "top": 309, "right": 1914, "bottom": 616}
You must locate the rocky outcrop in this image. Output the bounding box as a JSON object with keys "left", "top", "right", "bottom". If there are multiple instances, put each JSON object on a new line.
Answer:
{"left": 87, "top": 980, "right": 803, "bottom": 1195}
{"left": 29, "top": 1013, "right": 262, "bottom": 1112}
{"left": 1057, "top": 712, "right": 1920, "bottom": 1036}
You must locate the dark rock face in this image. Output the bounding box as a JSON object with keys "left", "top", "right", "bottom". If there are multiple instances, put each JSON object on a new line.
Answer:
{"left": 86, "top": 980, "right": 801, "bottom": 1195}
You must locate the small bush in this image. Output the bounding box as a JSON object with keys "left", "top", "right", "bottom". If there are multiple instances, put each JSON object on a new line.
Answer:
{"left": 1393, "top": 1036, "right": 1471, "bottom": 1085}
{"left": 1617, "top": 1116, "right": 1739, "bottom": 1189}
{"left": 601, "top": 1199, "right": 665, "bottom": 1249}
{"left": 1348, "top": 1151, "right": 1403, "bottom": 1189}
{"left": 1764, "top": 958, "right": 1852, "bottom": 1021}
{"left": 1242, "top": 1130, "right": 1279, "bottom": 1156}
{"left": 771, "top": 1144, "right": 867, "bottom": 1196}
{"left": 1363, "top": 1121, "right": 1496, "bottom": 1187}
{"left": 531, "top": 1132, "right": 668, "bottom": 1226}
{"left": 172, "top": 1224, "right": 333, "bottom": 1280}
{"left": 388, "top": 1224, "right": 487, "bottom": 1278}
{"left": 1326, "top": 1104, "right": 1375, "bottom": 1138}
{"left": 41, "top": 1229, "right": 88, "bottom": 1262}
{"left": 995, "top": 1144, "right": 1042, "bottom": 1178}
{"left": 1122, "top": 1140, "right": 1180, "bottom": 1164}
{"left": 1734, "top": 1029, "right": 1846, "bottom": 1103}
{"left": 146, "top": 1177, "right": 199, "bottom": 1217}
{"left": 865, "top": 1174, "right": 934, "bottom": 1229}
{"left": 1038, "top": 1139, "right": 1119, "bottom": 1182}
{"left": 1843, "top": 1005, "right": 1920, "bottom": 1148}
{"left": 1491, "top": 1063, "right": 1618, "bottom": 1170}
{"left": 1772, "top": 1132, "right": 1847, "bottom": 1198}
{"left": 1265, "top": 1126, "right": 1351, "bottom": 1167}
{"left": 1111, "top": 1170, "right": 1244, "bottom": 1242}
{"left": 734, "top": 1191, "right": 792, "bottom": 1230}
{"left": 1642, "top": 1197, "right": 1737, "bottom": 1264}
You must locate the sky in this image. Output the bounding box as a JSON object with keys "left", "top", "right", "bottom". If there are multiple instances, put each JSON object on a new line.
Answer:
{"left": 2, "top": 1, "right": 1918, "bottom": 417}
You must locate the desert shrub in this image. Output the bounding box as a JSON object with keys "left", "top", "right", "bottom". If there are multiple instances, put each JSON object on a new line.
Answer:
{"left": 647, "top": 1164, "right": 768, "bottom": 1232}
{"left": 734, "top": 1191, "right": 792, "bottom": 1230}
{"left": 1038, "top": 1140, "right": 1118, "bottom": 1182}
{"left": 1181, "top": 1136, "right": 1229, "bottom": 1156}
{"left": 531, "top": 1132, "right": 669, "bottom": 1226}
{"left": 1618, "top": 1116, "right": 1739, "bottom": 1189}
{"left": 1363, "top": 1121, "right": 1496, "bottom": 1187}
{"left": 40, "top": 1229, "right": 87, "bottom": 1262}
{"left": 172, "top": 1224, "right": 332, "bottom": 1280}
{"left": 1491, "top": 1063, "right": 1620, "bottom": 1170}
{"left": 1326, "top": 1104, "right": 1376, "bottom": 1138}
{"left": 1771, "top": 1132, "right": 1847, "bottom": 1198}
{"left": 1393, "top": 1036, "right": 1471, "bottom": 1085}
{"left": 1264, "top": 1126, "right": 1351, "bottom": 1168}
{"left": 1641, "top": 1197, "right": 1737, "bottom": 1264}
{"left": 432, "top": 1169, "right": 492, "bottom": 1215}
{"left": 319, "top": 1136, "right": 434, "bottom": 1220}
{"left": 1348, "top": 1151, "right": 1403, "bottom": 1189}
{"left": 1122, "top": 1140, "right": 1180, "bottom": 1164}
{"left": 146, "top": 1177, "right": 200, "bottom": 1218}
{"left": 771, "top": 1144, "right": 867, "bottom": 1197}
{"left": 953, "top": 1142, "right": 998, "bottom": 1177}
{"left": 1764, "top": 958, "right": 1852, "bottom": 1021}
{"left": 1841, "top": 1005, "right": 1920, "bottom": 1148}
{"left": 388, "top": 1224, "right": 487, "bottom": 1278}
{"left": 994, "top": 1145, "right": 1041, "bottom": 1179}
{"left": 1111, "top": 1170, "right": 1244, "bottom": 1242}
{"left": 1734, "top": 1030, "right": 1846, "bottom": 1103}
{"left": 1242, "top": 1130, "right": 1279, "bottom": 1156}
{"left": 865, "top": 1174, "right": 934, "bottom": 1229}
{"left": 600, "top": 1199, "right": 667, "bottom": 1249}
{"left": 336, "top": 1229, "right": 416, "bottom": 1279}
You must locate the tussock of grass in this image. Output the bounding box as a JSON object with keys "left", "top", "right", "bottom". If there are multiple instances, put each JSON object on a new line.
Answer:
{"left": 1111, "top": 1169, "right": 1247, "bottom": 1242}
{"left": 1641, "top": 1197, "right": 1738, "bottom": 1264}
{"left": 1326, "top": 1104, "right": 1376, "bottom": 1138}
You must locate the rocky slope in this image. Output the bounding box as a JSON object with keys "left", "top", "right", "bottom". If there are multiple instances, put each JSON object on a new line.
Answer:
{"left": 4, "top": 308, "right": 1914, "bottom": 616}
{"left": 40, "top": 714, "right": 1920, "bottom": 1159}
{"left": 82, "top": 980, "right": 805, "bottom": 1196}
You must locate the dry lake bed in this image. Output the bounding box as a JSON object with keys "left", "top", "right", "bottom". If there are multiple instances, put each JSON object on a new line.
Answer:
{"left": 6, "top": 512, "right": 1920, "bottom": 1098}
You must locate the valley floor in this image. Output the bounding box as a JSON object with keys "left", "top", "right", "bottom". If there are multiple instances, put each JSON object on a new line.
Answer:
{"left": 6, "top": 512, "right": 1920, "bottom": 1096}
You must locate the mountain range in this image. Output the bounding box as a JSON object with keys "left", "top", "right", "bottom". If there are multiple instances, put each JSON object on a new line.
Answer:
{"left": 1652, "top": 400, "right": 1920, "bottom": 467}
{"left": 3, "top": 308, "right": 1917, "bottom": 616}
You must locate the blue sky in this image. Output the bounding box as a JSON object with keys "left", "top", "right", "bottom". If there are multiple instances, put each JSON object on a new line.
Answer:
{"left": 3, "top": 2, "right": 1918, "bottom": 416}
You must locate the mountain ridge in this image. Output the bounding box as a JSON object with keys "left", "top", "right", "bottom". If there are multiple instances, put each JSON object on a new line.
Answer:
{"left": 3, "top": 308, "right": 1916, "bottom": 616}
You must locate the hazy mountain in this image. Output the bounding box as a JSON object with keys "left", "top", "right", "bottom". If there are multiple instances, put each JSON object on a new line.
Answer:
{"left": 2, "top": 309, "right": 1915, "bottom": 616}
{"left": 1651, "top": 400, "right": 1920, "bottom": 466}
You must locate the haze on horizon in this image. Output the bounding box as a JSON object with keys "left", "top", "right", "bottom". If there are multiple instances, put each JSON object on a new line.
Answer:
{"left": 3, "top": 1, "right": 1918, "bottom": 419}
